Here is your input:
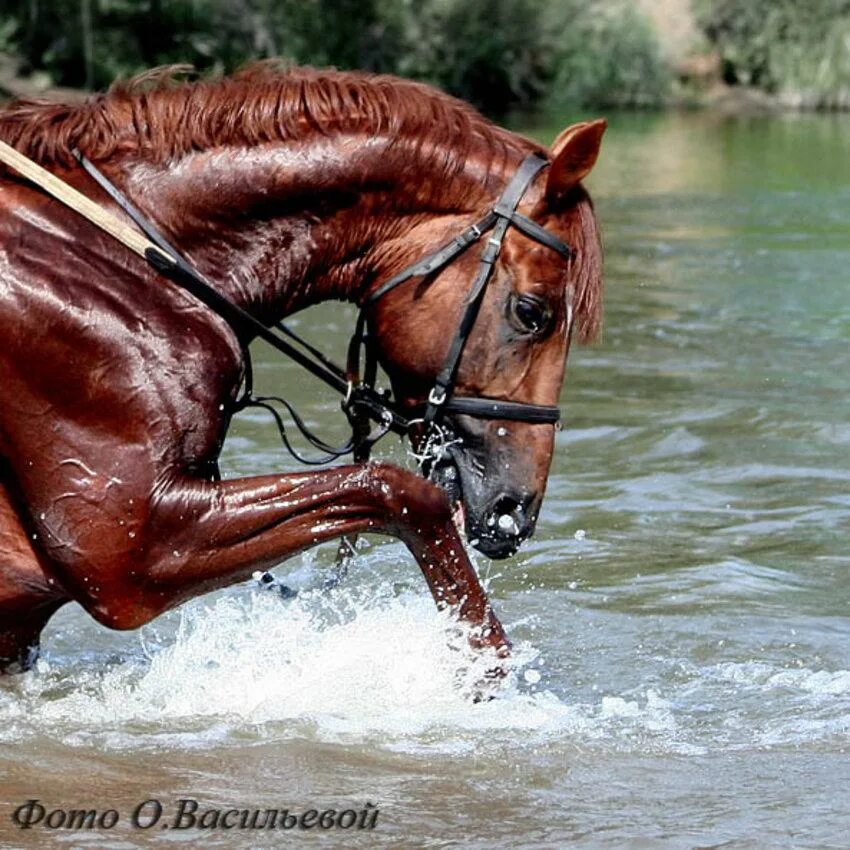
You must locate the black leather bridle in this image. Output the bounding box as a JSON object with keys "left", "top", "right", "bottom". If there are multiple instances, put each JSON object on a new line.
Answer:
{"left": 347, "top": 152, "right": 571, "bottom": 432}
{"left": 77, "top": 151, "right": 573, "bottom": 465}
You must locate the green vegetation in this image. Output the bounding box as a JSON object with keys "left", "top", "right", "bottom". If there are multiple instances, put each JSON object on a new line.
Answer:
{"left": 4, "top": 1, "right": 850, "bottom": 113}
{"left": 545, "top": 1, "right": 668, "bottom": 110}
{"left": 694, "top": 0, "right": 850, "bottom": 108}
{"left": 0, "top": 0, "right": 670, "bottom": 114}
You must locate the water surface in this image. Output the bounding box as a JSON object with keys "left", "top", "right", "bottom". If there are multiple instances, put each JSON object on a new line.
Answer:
{"left": 2, "top": 111, "right": 849, "bottom": 847}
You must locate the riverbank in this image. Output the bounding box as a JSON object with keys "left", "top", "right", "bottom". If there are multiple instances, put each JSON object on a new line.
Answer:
{"left": 0, "top": 53, "right": 834, "bottom": 120}
{"left": 0, "top": 53, "right": 85, "bottom": 103}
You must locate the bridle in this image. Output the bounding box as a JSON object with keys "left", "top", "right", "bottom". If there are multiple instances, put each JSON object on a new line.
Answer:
{"left": 81, "top": 151, "right": 573, "bottom": 466}
{"left": 346, "top": 153, "right": 572, "bottom": 438}
{"left": 0, "top": 139, "right": 573, "bottom": 468}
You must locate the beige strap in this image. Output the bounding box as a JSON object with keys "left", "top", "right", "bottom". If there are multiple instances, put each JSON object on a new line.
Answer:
{"left": 0, "top": 139, "right": 170, "bottom": 264}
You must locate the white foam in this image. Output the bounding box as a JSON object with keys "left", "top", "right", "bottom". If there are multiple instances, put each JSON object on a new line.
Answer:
{"left": 0, "top": 577, "right": 690, "bottom": 755}
{"left": 709, "top": 661, "right": 850, "bottom": 696}
{"left": 5, "top": 577, "right": 850, "bottom": 758}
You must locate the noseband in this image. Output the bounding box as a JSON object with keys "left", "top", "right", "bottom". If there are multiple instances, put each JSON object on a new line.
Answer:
{"left": 1, "top": 139, "right": 572, "bottom": 466}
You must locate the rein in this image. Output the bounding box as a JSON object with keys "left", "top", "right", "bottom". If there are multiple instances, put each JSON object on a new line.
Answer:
{"left": 0, "top": 139, "right": 570, "bottom": 468}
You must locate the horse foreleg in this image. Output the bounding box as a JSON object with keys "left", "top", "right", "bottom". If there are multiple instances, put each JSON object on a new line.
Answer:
{"left": 94, "top": 463, "right": 508, "bottom": 657}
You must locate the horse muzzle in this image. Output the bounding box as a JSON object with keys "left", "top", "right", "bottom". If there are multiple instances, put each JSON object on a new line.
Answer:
{"left": 465, "top": 490, "right": 538, "bottom": 559}
{"left": 427, "top": 444, "right": 538, "bottom": 559}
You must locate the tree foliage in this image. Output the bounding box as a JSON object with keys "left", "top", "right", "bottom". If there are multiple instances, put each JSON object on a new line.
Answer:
{"left": 545, "top": 0, "right": 669, "bottom": 109}
{"left": 693, "top": 0, "right": 850, "bottom": 107}
{"left": 0, "top": 0, "right": 669, "bottom": 114}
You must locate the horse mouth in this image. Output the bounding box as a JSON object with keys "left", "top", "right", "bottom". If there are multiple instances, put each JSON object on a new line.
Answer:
{"left": 434, "top": 446, "right": 530, "bottom": 560}
{"left": 427, "top": 454, "right": 465, "bottom": 532}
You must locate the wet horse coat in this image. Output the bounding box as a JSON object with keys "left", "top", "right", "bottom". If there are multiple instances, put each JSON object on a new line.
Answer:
{"left": 0, "top": 66, "right": 604, "bottom": 673}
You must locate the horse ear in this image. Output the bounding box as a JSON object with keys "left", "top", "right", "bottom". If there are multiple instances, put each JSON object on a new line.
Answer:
{"left": 545, "top": 119, "right": 607, "bottom": 202}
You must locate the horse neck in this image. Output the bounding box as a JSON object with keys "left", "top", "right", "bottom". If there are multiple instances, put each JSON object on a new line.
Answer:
{"left": 116, "top": 134, "right": 524, "bottom": 320}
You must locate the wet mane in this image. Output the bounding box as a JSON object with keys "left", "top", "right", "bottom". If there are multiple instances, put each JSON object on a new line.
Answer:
{"left": 0, "top": 63, "right": 526, "bottom": 170}
{"left": 0, "top": 64, "right": 601, "bottom": 340}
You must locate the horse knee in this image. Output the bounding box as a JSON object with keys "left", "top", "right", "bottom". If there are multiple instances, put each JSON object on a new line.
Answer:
{"left": 365, "top": 462, "right": 454, "bottom": 532}
{"left": 85, "top": 598, "right": 154, "bottom": 631}
{"left": 72, "top": 580, "right": 152, "bottom": 630}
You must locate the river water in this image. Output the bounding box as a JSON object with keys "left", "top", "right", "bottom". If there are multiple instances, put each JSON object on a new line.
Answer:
{"left": 1, "top": 111, "right": 849, "bottom": 847}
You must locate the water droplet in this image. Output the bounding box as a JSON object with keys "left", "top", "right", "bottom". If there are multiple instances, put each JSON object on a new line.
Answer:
{"left": 574, "top": 529, "right": 586, "bottom": 540}
{"left": 497, "top": 514, "right": 519, "bottom": 535}
{"left": 524, "top": 668, "right": 541, "bottom": 685}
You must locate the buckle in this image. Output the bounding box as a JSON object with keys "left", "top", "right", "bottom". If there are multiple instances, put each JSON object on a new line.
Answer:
{"left": 455, "top": 223, "right": 482, "bottom": 250}
{"left": 428, "top": 386, "right": 447, "bottom": 406}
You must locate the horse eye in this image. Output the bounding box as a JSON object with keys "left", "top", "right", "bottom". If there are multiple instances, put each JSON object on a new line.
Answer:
{"left": 512, "top": 295, "right": 550, "bottom": 335}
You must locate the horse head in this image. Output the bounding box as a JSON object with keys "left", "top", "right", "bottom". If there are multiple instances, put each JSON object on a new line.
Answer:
{"left": 369, "top": 120, "right": 605, "bottom": 558}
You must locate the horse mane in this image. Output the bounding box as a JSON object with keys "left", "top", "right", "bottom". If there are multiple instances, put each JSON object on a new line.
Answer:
{"left": 570, "top": 190, "right": 603, "bottom": 343}
{"left": 0, "top": 63, "right": 525, "bottom": 169}
{"left": 0, "top": 63, "right": 601, "bottom": 340}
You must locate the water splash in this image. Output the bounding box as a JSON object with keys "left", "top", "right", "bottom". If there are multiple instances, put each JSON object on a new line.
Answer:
{"left": 3, "top": 568, "right": 849, "bottom": 759}
{"left": 0, "top": 571, "right": 691, "bottom": 756}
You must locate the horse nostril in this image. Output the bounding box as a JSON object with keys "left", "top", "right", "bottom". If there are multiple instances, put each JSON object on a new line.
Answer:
{"left": 487, "top": 495, "right": 526, "bottom": 538}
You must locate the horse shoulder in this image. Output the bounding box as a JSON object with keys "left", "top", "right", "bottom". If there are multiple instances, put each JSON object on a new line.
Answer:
{"left": 0, "top": 198, "right": 242, "bottom": 488}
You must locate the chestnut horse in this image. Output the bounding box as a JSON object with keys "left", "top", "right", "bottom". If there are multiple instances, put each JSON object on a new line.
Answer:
{"left": 0, "top": 66, "right": 603, "bottom": 674}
